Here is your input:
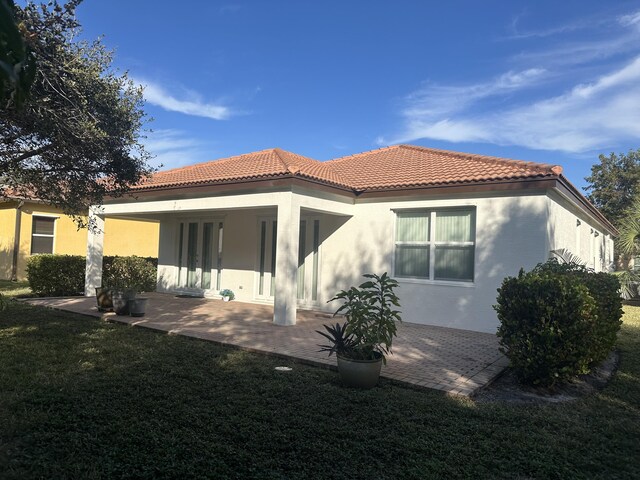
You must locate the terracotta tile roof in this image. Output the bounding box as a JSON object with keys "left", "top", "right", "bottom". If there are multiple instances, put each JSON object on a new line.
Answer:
{"left": 133, "top": 144, "right": 562, "bottom": 192}
{"left": 326, "top": 144, "right": 562, "bottom": 191}
{"left": 133, "top": 148, "right": 351, "bottom": 190}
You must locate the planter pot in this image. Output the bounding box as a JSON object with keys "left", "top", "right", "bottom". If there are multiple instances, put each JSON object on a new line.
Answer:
{"left": 128, "top": 297, "right": 148, "bottom": 317}
{"left": 336, "top": 353, "right": 383, "bottom": 389}
{"left": 223, "top": 296, "right": 231, "bottom": 302}
{"left": 95, "top": 287, "right": 113, "bottom": 312}
{"left": 112, "top": 290, "right": 136, "bottom": 316}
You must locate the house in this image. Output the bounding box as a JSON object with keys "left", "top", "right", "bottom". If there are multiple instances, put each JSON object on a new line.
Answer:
{"left": 84, "top": 145, "right": 616, "bottom": 333}
{"left": 0, "top": 195, "right": 160, "bottom": 281}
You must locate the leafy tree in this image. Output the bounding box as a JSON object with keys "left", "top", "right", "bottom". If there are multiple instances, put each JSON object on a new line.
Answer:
{"left": 0, "top": 0, "right": 153, "bottom": 228}
{"left": 0, "top": 0, "right": 36, "bottom": 108}
{"left": 584, "top": 149, "right": 640, "bottom": 226}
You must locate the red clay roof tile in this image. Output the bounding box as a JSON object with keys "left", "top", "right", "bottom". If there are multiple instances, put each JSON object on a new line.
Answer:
{"left": 135, "top": 148, "right": 351, "bottom": 190}
{"left": 133, "top": 144, "right": 562, "bottom": 192}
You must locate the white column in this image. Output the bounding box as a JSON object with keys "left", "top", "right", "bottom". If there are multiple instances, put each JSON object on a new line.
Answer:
{"left": 273, "top": 193, "right": 300, "bottom": 326}
{"left": 85, "top": 209, "right": 105, "bottom": 296}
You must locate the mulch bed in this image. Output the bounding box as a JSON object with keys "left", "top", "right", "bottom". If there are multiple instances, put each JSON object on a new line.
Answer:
{"left": 474, "top": 351, "right": 619, "bottom": 404}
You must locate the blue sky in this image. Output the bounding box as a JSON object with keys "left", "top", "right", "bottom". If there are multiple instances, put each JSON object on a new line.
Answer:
{"left": 74, "top": 0, "right": 640, "bottom": 190}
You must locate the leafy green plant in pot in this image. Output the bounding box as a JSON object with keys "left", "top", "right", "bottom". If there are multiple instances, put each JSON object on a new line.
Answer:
{"left": 104, "top": 256, "right": 155, "bottom": 316}
{"left": 219, "top": 289, "right": 235, "bottom": 302}
{"left": 318, "top": 272, "right": 401, "bottom": 389}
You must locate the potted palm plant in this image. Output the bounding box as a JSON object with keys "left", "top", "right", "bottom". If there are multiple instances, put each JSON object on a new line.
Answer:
{"left": 317, "top": 272, "right": 401, "bottom": 389}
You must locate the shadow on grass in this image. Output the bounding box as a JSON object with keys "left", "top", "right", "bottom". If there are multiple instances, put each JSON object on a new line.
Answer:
{"left": 0, "top": 302, "right": 639, "bottom": 480}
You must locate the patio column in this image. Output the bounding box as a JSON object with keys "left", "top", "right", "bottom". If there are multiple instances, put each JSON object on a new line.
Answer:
{"left": 84, "top": 209, "right": 105, "bottom": 296}
{"left": 273, "top": 194, "right": 300, "bottom": 326}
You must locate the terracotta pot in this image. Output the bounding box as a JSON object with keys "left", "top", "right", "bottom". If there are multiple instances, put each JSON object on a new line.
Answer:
{"left": 336, "top": 352, "right": 383, "bottom": 389}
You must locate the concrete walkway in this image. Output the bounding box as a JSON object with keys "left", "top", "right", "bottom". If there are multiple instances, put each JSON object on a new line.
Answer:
{"left": 25, "top": 293, "right": 508, "bottom": 396}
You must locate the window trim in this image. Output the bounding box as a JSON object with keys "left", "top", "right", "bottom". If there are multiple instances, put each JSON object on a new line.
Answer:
{"left": 393, "top": 207, "right": 476, "bottom": 284}
{"left": 30, "top": 215, "right": 57, "bottom": 255}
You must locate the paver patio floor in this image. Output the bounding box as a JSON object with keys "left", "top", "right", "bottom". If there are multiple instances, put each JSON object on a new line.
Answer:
{"left": 25, "top": 293, "right": 508, "bottom": 396}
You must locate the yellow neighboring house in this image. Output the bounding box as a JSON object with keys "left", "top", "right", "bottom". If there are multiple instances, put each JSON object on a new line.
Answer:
{"left": 0, "top": 197, "right": 159, "bottom": 281}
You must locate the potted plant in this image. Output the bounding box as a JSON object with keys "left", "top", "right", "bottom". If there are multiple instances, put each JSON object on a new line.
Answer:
{"left": 219, "top": 289, "right": 235, "bottom": 302}
{"left": 104, "top": 256, "right": 155, "bottom": 316}
{"left": 318, "top": 272, "right": 401, "bottom": 389}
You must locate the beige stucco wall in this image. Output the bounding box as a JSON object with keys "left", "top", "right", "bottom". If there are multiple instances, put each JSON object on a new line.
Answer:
{"left": 151, "top": 190, "right": 552, "bottom": 333}
{"left": 107, "top": 185, "right": 616, "bottom": 333}
{"left": 319, "top": 192, "right": 550, "bottom": 333}
{"left": 546, "top": 192, "right": 614, "bottom": 272}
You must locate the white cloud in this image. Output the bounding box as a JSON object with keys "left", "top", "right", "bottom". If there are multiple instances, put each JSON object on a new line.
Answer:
{"left": 144, "top": 129, "right": 213, "bottom": 169}
{"left": 404, "top": 68, "right": 546, "bottom": 119}
{"left": 619, "top": 11, "right": 640, "bottom": 27}
{"left": 384, "top": 57, "right": 640, "bottom": 153}
{"left": 382, "top": 8, "right": 640, "bottom": 154}
{"left": 135, "top": 78, "right": 232, "bottom": 120}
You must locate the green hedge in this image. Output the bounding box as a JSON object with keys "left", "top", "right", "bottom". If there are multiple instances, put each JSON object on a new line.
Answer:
{"left": 495, "top": 260, "right": 622, "bottom": 387}
{"left": 26, "top": 255, "right": 158, "bottom": 296}
{"left": 531, "top": 261, "right": 623, "bottom": 365}
{"left": 26, "top": 255, "right": 86, "bottom": 296}
{"left": 102, "top": 255, "right": 157, "bottom": 292}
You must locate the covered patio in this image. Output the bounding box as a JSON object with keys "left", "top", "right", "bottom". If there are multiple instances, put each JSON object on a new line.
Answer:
{"left": 25, "top": 293, "right": 507, "bottom": 396}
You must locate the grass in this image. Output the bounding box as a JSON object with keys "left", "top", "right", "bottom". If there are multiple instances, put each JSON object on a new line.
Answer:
{"left": 0, "top": 280, "right": 31, "bottom": 298}
{"left": 0, "top": 297, "right": 638, "bottom": 479}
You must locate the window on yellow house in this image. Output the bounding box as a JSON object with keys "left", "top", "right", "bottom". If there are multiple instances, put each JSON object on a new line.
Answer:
{"left": 31, "top": 216, "right": 56, "bottom": 254}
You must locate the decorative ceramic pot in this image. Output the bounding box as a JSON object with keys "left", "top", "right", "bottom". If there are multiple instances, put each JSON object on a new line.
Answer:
{"left": 223, "top": 296, "right": 231, "bottom": 302}
{"left": 336, "top": 352, "right": 383, "bottom": 389}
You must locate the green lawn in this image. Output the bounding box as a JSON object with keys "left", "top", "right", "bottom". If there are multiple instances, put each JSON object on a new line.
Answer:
{"left": 0, "top": 298, "right": 638, "bottom": 479}
{"left": 0, "top": 280, "right": 31, "bottom": 298}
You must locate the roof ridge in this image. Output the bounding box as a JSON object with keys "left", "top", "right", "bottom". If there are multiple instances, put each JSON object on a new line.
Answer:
{"left": 327, "top": 145, "right": 402, "bottom": 163}
{"left": 156, "top": 148, "right": 288, "bottom": 176}
{"left": 396, "top": 144, "right": 562, "bottom": 175}
{"left": 329, "top": 144, "right": 561, "bottom": 175}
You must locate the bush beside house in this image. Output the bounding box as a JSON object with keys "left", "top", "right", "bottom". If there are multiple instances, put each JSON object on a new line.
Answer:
{"left": 495, "top": 259, "right": 623, "bottom": 387}
{"left": 26, "top": 255, "right": 86, "bottom": 296}
{"left": 102, "top": 255, "right": 157, "bottom": 293}
{"left": 26, "top": 255, "right": 157, "bottom": 296}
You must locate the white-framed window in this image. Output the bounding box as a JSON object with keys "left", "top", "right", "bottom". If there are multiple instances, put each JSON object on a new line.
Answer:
{"left": 394, "top": 208, "right": 475, "bottom": 282}
{"left": 31, "top": 216, "right": 56, "bottom": 254}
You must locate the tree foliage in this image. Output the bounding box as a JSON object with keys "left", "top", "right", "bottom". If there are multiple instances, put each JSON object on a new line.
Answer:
{"left": 584, "top": 149, "right": 640, "bottom": 227}
{"left": 614, "top": 199, "right": 640, "bottom": 298}
{"left": 0, "top": 0, "right": 153, "bottom": 227}
{"left": 0, "top": 0, "right": 37, "bottom": 108}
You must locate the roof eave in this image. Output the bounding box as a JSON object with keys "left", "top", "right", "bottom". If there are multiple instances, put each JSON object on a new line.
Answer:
{"left": 555, "top": 175, "right": 618, "bottom": 236}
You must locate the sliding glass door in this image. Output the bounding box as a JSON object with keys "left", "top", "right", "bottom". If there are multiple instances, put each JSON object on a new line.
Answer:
{"left": 256, "top": 217, "right": 320, "bottom": 305}
{"left": 177, "top": 219, "right": 223, "bottom": 294}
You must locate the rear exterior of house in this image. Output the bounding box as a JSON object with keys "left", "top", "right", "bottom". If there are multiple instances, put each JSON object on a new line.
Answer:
{"left": 84, "top": 145, "right": 616, "bottom": 333}
{"left": 0, "top": 198, "right": 160, "bottom": 281}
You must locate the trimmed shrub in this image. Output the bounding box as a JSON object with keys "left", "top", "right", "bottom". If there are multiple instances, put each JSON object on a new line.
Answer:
{"left": 495, "top": 259, "right": 623, "bottom": 387}
{"left": 531, "top": 261, "right": 623, "bottom": 365}
{"left": 103, "top": 255, "right": 156, "bottom": 293}
{"left": 27, "top": 254, "right": 86, "bottom": 296}
{"left": 102, "top": 255, "right": 158, "bottom": 274}
{"left": 495, "top": 269, "right": 597, "bottom": 386}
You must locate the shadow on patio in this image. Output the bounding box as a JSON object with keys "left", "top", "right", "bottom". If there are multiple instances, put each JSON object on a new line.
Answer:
{"left": 24, "top": 292, "right": 507, "bottom": 396}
